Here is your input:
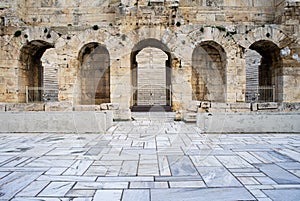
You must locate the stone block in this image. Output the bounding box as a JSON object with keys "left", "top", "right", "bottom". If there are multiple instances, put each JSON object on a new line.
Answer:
{"left": 100, "top": 103, "right": 120, "bottom": 110}
{"left": 104, "top": 110, "right": 113, "bottom": 129}
{"left": 257, "top": 102, "right": 278, "bottom": 110}
{"left": 211, "top": 102, "right": 230, "bottom": 109}
{"left": 73, "top": 105, "right": 101, "bottom": 111}
{"left": 183, "top": 112, "right": 197, "bottom": 122}
{"left": 230, "top": 103, "right": 251, "bottom": 109}
{"left": 6, "top": 103, "right": 45, "bottom": 112}
{"left": 108, "top": 103, "right": 120, "bottom": 110}
{"left": 0, "top": 111, "right": 111, "bottom": 133}
{"left": 187, "top": 101, "right": 201, "bottom": 112}
{"left": 100, "top": 103, "right": 109, "bottom": 110}
{"left": 113, "top": 109, "right": 131, "bottom": 120}
{"left": 197, "top": 113, "right": 300, "bottom": 133}
{"left": 45, "top": 102, "right": 73, "bottom": 111}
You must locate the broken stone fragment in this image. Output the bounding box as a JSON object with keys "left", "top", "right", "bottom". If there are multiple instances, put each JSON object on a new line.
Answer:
{"left": 100, "top": 103, "right": 120, "bottom": 110}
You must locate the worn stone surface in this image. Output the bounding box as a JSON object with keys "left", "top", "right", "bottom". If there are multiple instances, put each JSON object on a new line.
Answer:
{"left": 197, "top": 112, "right": 300, "bottom": 133}
{"left": 73, "top": 105, "right": 101, "bottom": 111}
{"left": 45, "top": 102, "right": 73, "bottom": 112}
{"left": 0, "top": 116, "right": 300, "bottom": 200}
{"left": 0, "top": 111, "right": 111, "bottom": 133}
{"left": 5, "top": 103, "right": 44, "bottom": 111}
{"left": 0, "top": 0, "right": 299, "bottom": 112}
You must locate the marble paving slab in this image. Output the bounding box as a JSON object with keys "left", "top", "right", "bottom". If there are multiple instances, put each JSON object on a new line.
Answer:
{"left": 197, "top": 167, "right": 242, "bottom": 187}
{"left": 151, "top": 188, "right": 255, "bottom": 201}
{"left": 263, "top": 189, "right": 300, "bottom": 201}
{"left": 255, "top": 164, "right": 300, "bottom": 184}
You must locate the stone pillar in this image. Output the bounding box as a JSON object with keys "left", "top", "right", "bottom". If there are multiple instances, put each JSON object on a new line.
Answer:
{"left": 226, "top": 46, "right": 246, "bottom": 103}
{"left": 110, "top": 53, "right": 132, "bottom": 109}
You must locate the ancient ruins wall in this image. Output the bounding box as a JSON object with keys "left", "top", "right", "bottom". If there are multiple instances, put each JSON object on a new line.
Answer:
{"left": 0, "top": 0, "right": 299, "bottom": 112}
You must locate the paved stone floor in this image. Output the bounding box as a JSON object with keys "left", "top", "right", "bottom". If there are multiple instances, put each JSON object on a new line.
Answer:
{"left": 0, "top": 113, "right": 300, "bottom": 201}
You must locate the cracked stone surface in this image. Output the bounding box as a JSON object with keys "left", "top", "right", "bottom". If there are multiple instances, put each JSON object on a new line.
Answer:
{"left": 0, "top": 115, "right": 300, "bottom": 200}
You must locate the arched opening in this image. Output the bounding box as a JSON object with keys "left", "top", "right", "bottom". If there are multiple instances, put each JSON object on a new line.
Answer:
{"left": 78, "top": 43, "right": 110, "bottom": 105}
{"left": 192, "top": 41, "right": 227, "bottom": 102}
{"left": 131, "top": 38, "right": 172, "bottom": 111}
{"left": 246, "top": 40, "right": 283, "bottom": 102}
{"left": 19, "top": 40, "right": 54, "bottom": 102}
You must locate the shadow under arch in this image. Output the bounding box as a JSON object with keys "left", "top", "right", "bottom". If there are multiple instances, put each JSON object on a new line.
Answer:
{"left": 130, "top": 38, "right": 172, "bottom": 111}
{"left": 247, "top": 40, "right": 283, "bottom": 102}
{"left": 19, "top": 40, "right": 54, "bottom": 103}
{"left": 78, "top": 42, "right": 110, "bottom": 105}
{"left": 192, "top": 40, "right": 227, "bottom": 102}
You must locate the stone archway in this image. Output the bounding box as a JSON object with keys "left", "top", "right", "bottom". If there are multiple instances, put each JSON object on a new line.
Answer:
{"left": 19, "top": 40, "right": 54, "bottom": 103}
{"left": 192, "top": 41, "right": 227, "bottom": 102}
{"left": 78, "top": 43, "right": 110, "bottom": 105}
{"left": 131, "top": 38, "right": 172, "bottom": 111}
{"left": 246, "top": 40, "right": 283, "bottom": 102}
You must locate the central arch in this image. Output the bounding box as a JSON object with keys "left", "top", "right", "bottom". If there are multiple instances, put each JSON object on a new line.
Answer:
{"left": 131, "top": 39, "right": 172, "bottom": 111}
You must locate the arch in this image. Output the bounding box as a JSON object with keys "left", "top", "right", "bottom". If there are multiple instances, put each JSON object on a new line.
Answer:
{"left": 192, "top": 41, "right": 227, "bottom": 102}
{"left": 78, "top": 42, "right": 110, "bottom": 105}
{"left": 19, "top": 40, "right": 54, "bottom": 102}
{"left": 130, "top": 38, "right": 172, "bottom": 111}
{"left": 246, "top": 40, "right": 283, "bottom": 102}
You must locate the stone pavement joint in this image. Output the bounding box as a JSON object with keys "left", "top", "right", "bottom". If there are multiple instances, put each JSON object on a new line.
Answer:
{"left": 0, "top": 118, "right": 300, "bottom": 200}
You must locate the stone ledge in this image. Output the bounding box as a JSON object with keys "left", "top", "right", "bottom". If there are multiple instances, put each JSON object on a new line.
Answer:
{"left": 45, "top": 102, "right": 73, "bottom": 111}
{"left": 197, "top": 112, "right": 300, "bottom": 133}
{"left": 5, "top": 103, "right": 44, "bottom": 112}
{"left": 73, "top": 105, "right": 101, "bottom": 111}
{"left": 0, "top": 111, "right": 112, "bottom": 133}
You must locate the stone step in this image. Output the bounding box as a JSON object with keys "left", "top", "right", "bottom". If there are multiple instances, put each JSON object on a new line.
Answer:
{"left": 131, "top": 112, "right": 176, "bottom": 121}
{"left": 183, "top": 112, "right": 197, "bottom": 122}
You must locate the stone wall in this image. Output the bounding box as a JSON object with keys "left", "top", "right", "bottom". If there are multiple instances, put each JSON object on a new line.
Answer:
{"left": 0, "top": 0, "right": 299, "bottom": 112}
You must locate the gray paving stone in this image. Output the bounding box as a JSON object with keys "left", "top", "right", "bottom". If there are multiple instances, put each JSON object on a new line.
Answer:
{"left": 94, "top": 190, "right": 123, "bottom": 201}
{"left": 197, "top": 167, "right": 242, "bottom": 187}
{"left": 0, "top": 172, "right": 43, "bottom": 200}
{"left": 263, "top": 189, "right": 300, "bottom": 201}
{"left": 255, "top": 164, "right": 300, "bottom": 184}
{"left": 169, "top": 181, "right": 206, "bottom": 188}
{"left": 251, "top": 151, "right": 294, "bottom": 163}
{"left": 276, "top": 162, "right": 300, "bottom": 170}
{"left": 38, "top": 182, "right": 74, "bottom": 197}
{"left": 63, "top": 160, "right": 93, "bottom": 176}
{"left": 73, "top": 181, "right": 128, "bottom": 189}
{"left": 1, "top": 122, "right": 300, "bottom": 201}
{"left": 122, "top": 189, "right": 150, "bottom": 201}
{"left": 255, "top": 176, "right": 277, "bottom": 185}
{"left": 65, "top": 189, "right": 95, "bottom": 197}
{"left": 155, "top": 176, "right": 202, "bottom": 182}
{"left": 130, "top": 181, "right": 169, "bottom": 189}
{"left": 16, "top": 181, "right": 49, "bottom": 197}
{"left": 216, "top": 155, "right": 253, "bottom": 168}
{"left": 151, "top": 188, "right": 255, "bottom": 201}
{"left": 168, "top": 156, "right": 198, "bottom": 176}
{"left": 37, "top": 175, "right": 97, "bottom": 182}
{"left": 97, "top": 176, "right": 154, "bottom": 182}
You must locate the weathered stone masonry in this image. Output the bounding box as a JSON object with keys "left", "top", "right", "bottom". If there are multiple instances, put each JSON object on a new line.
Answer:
{"left": 0, "top": 0, "right": 299, "bottom": 114}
